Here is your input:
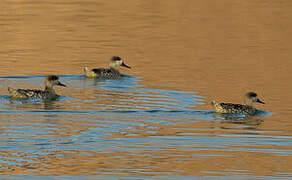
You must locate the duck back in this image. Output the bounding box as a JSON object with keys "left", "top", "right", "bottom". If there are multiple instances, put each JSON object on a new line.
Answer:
{"left": 92, "top": 68, "right": 121, "bottom": 79}
{"left": 8, "top": 87, "right": 58, "bottom": 100}
{"left": 215, "top": 102, "right": 256, "bottom": 115}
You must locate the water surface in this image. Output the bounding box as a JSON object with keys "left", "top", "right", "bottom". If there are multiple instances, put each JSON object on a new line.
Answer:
{"left": 0, "top": 0, "right": 292, "bottom": 179}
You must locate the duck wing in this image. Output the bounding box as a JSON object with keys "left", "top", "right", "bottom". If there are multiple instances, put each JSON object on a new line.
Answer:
{"left": 92, "top": 68, "right": 120, "bottom": 78}
{"left": 91, "top": 68, "right": 105, "bottom": 74}
{"left": 8, "top": 88, "right": 46, "bottom": 99}
{"left": 219, "top": 103, "right": 255, "bottom": 115}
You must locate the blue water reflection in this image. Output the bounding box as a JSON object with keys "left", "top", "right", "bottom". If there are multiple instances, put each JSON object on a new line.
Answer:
{"left": 0, "top": 75, "right": 277, "bottom": 178}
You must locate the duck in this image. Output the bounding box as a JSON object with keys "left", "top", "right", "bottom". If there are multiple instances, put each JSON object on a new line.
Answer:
{"left": 83, "top": 56, "right": 131, "bottom": 79}
{"left": 211, "top": 92, "right": 265, "bottom": 115}
{"left": 8, "top": 75, "right": 66, "bottom": 100}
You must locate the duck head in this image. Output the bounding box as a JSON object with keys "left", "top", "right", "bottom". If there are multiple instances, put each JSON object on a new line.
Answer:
{"left": 109, "top": 56, "right": 131, "bottom": 69}
{"left": 244, "top": 92, "right": 265, "bottom": 106}
{"left": 45, "top": 75, "right": 66, "bottom": 88}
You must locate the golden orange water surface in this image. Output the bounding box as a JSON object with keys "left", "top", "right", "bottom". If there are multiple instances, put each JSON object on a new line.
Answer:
{"left": 0, "top": 0, "right": 291, "bottom": 179}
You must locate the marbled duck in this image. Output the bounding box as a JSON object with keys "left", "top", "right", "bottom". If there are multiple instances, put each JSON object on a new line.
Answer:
{"left": 83, "top": 56, "right": 131, "bottom": 79}
{"left": 8, "top": 75, "right": 66, "bottom": 100}
{"left": 211, "top": 92, "right": 265, "bottom": 115}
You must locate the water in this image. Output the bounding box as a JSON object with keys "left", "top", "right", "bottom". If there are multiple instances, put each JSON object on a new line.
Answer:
{"left": 1, "top": 0, "right": 292, "bottom": 179}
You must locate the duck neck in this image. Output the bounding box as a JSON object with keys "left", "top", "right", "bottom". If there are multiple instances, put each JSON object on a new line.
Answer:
{"left": 45, "top": 85, "right": 56, "bottom": 94}
{"left": 109, "top": 62, "right": 119, "bottom": 70}
{"left": 244, "top": 98, "right": 253, "bottom": 106}
{"left": 109, "top": 66, "right": 119, "bottom": 72}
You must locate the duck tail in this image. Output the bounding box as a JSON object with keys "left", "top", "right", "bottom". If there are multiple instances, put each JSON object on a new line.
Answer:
{"left": 83, "top": 67, "right": 89, "bottom": 75}
{"left": 83, "top": 67, "right": 89, "bottom": 72}
{"left": 83, "top": 67, "right": 97, "bottom": 78}
{"left": 210, "top": 100, "right": 217, "bottom": 107}
{"left": 8, "top": 87, "right": 15, "bottom": 93}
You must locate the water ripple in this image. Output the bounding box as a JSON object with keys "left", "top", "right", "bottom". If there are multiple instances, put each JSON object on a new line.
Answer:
{"left": 0, "top": 75, "right": 277, "bottom": 178}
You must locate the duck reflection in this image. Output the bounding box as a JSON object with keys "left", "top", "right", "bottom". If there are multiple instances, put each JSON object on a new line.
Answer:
{"left": 213, "top": 113, "right": 264, "bottom": 128}
{"left": 8, "top": 96, "right": 62, "bottom": 110}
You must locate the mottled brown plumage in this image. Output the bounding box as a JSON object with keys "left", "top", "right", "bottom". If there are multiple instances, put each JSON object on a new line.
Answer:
{"left": 84, "top": 56, "right": 131, "bottom": 78}
{"left": 8, "top": 75, "right": 66, "bottom": 100}
{"left": 211, "top": 92, "right": 265, "bottom": 115}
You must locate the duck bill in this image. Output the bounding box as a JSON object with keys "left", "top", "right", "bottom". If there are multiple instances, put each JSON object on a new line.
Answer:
{"left": 57, "top": 81, "right": 66, "bottom": 87}
{"left": 256, "top": 99, "right": 265, "bottom": 104}
{"left": 121, "top": 62, "right": 131, "bottom": 69}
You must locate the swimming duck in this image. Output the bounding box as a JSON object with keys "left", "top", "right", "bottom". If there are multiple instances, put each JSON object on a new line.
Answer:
{"left": 83, "top": 56, "right": 131, "bottom": 78}
{"left": 8, "top": 75, "right": 66, "bottom": 100}
{"left": 211, "top": 92, "right": 265, "bottom": 115}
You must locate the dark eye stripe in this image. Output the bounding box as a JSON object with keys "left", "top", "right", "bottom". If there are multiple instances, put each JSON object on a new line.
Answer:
{"left": 247, "top": 92, "right": 257, "bottom": 97}
{"left": 111, "top": 56, "right": 122, "bottom": 61}
{"left": 47, "top": 75, "right": 59, "bottom": 81}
